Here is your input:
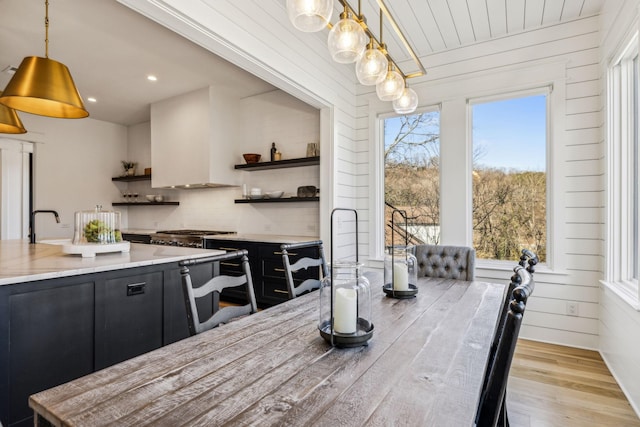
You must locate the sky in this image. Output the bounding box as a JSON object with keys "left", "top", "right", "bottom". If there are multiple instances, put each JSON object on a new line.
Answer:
{"left": 472, "top": 95, "right": 547, "bottom": 172}
{"left": 384, "top": 94, "right": 547, "bottom": 172}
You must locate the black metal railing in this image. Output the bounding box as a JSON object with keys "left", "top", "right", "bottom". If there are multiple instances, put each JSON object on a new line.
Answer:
{"left": 384, "top": 201, "right": 425, "bottom": 246}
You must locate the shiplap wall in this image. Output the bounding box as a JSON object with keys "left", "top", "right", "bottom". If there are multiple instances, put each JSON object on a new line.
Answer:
{"left": 119, "top": 0, "right": 360, "bottom": 254}
{"left": 357, "top": 16, "right": 602, "bottom": 349}
{"left": 599, "top": 0, "right": 640, "bottom": 415}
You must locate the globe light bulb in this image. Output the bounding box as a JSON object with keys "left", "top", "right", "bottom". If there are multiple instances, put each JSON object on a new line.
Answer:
{"left": 355, "top": 46, "right": 388, "bottom": 85}
{"left": 286, "top": 0, "right": 333, "bottom": 32}
{"left": 327, "top": 12, "right": 367, "bottom": 64}
{"left": 376, "top": 67, "right": 404, "bottom": 101}
{"left": 393, "top": 86, "right": 419, "bottom": 114}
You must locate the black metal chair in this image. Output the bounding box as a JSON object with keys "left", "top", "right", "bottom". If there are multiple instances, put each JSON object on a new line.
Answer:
{"left": 281, "top": 240, "right": 328, "bottom": 299}
{"left": 179, "top": 250, "right": 257, "bottom": 336}
{"left": 476, "top": 264, "right": 536, "bottom": 427}
{"left": 493, "top": 250, "right": 539, "bottom": 353}
{"left": 409, "top": 244, "right": 476, "bottom": 280}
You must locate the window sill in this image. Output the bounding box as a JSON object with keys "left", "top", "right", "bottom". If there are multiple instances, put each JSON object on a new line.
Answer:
{"left": 476, "top": 259, "right": 568, "bottom": 277}
{"left": 601, "top": 280, "right": 640, "bottom": 310}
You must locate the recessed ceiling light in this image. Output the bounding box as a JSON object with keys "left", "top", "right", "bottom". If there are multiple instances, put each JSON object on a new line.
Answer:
{"left": 87, "top": 97, "right": 97, "bottom": 103}
{"left": 147, "top": 75, "right": 157, "bottom": 82}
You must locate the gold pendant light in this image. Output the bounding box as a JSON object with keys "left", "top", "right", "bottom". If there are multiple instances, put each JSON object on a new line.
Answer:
{"left": 0, "top": 1, "right": 88, "bottom": 119}
{"left": 0, "top": 92, "right": 26, "bottom": 134}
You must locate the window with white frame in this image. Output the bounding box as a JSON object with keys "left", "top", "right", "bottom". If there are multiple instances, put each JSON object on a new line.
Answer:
{"left": 606, "top": 31, "right": 639, "bottom": 305}
{"left": 382, "top": 109, "right": 440, "bottom": 249}
{"left": 470, "top": 92, "right": 548, "bottom": 263}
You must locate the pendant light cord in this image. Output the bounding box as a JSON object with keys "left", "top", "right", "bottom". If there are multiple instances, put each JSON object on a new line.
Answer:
{"left": 44, "top": 0, "right": 49, "bottom": 58}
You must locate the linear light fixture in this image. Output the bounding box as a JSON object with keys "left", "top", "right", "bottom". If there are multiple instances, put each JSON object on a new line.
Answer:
{"left": 287, "top": 0, "right": 426, "bottom": 113}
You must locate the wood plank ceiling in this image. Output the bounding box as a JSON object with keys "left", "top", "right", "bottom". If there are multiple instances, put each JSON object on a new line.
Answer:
{"left": 338, "top": 0, "right": 604, "bottom": 77}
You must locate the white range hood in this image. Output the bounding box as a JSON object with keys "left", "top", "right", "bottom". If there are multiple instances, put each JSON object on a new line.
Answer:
{"left": 150, "top": 86, "right": 240, "bottom": 189}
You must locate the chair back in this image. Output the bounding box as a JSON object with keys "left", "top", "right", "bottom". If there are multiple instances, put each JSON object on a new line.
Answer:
{"left": 476, "top": 266, "right": 535, "bottom": 427}
{"left": 411, "top": 244, "right": 476, "bottom": 280}
{"left": 180, "top": 250, "right": 257, "bottom": 336}
{"left": 281, "top": 240, "right": 328, "bottom": 299}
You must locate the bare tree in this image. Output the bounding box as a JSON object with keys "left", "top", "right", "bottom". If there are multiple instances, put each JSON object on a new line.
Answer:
{"left": 384, "top": 113, "right": 546, "bottom": 262}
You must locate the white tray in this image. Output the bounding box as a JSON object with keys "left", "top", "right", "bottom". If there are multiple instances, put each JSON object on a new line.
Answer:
{"left": 62, "top": 241, "right": 130, "bottom": 258}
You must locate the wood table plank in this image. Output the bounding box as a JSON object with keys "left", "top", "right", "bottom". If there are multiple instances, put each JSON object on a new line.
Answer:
{"left": 30, "top": 272, "right": 505, "bottom": 426}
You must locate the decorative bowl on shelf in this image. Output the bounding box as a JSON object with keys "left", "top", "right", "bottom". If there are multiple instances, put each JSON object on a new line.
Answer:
{"left": 154, "top": 195, "right": 165, "bottom": 202}
{"left": 243, "top": 153, "right": 261, "bottom": 164}
{"left": 145, "top": 195, "right": 156, "bottom": 202}
{"left": 265, "top": 191, "right": 284, "bottom": 199}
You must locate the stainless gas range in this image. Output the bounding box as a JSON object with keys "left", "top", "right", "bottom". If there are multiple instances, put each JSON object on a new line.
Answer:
{"left": 149, "top": 229, "right": 236, "bottom": 248}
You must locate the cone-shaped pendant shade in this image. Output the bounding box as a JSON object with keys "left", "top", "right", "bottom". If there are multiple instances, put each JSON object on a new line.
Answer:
{"left": 0, "top": 99, "right": 26, "bottom": 134}
{"left": 0, "top": 56, "right": 88, "bottom": 119}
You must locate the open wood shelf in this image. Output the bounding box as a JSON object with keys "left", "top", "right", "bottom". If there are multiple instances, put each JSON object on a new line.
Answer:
{"left": 112, "top": 175, "right": 152, "bottom": 182}
{"left": 234, "top": 156, "right": 319, "bottom": 171}
{"left": 234, "top": 197, "right": 319, "bottom": 204}
{"left": 112, "top": 202, "right": 179, "bottom": 206}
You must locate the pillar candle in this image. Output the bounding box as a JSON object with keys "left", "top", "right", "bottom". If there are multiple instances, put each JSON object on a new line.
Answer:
{"left": 393, "top": 262, "right": 409, "bottom": 291}
{"left": 334, "top": 288, "right": 357, "bottom": 334}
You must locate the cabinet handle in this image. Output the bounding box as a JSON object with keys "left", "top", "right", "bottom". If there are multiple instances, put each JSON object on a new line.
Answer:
{"left": 274, "top": 268, "right": 285, "bottom": 272}
{"left": 219, "top": 247, "right": 240, "bottom": 252}
{"left": 221, "top": 262, "right": 240, "bottom": 267}
{"left": 127, "top": 282, "right": 146, "bottom": 296}
{"left": 274, "top": 251, "right": 297, "bottom": 256}
{"left": 274, "top": 289, "right": 289, "bottom": 294}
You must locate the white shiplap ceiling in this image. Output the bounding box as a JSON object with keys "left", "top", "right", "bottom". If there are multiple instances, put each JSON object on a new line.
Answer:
{"left": 345, "top": 0, "right": 604, "bottom": 77}
{"left": 0, "top": 0, "right": 604, "bottom": 126}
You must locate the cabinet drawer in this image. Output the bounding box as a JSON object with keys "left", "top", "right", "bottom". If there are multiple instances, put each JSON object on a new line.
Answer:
{"left": 262, "top": 259, "right": 318, "bottom": 280}
{"left": 259, "top": 245, "right": 318, "bottom": 261}
{"left": 95, "top": 272, "right": 163, "bottom": 370}
{"left": 204, "top": 240, "right": 248, "bottom": 252}
{"left": 261, "top": 278, "right": 290, "bottom": 300}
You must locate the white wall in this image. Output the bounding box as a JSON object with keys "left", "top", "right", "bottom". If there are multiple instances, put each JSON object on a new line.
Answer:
{"left": 123, "top": 89, "right": 321, "bottom": 237}
{"left": 8, "top": 114, "right": 127, "bottom": 240}
{"left": 119, "top": 0, "right": 360, "bottom": 252}
{"left": 599, "top": 0, "right": 640, "bottom": 415}
{"left": 357, "top": 16, "right": 602, "bottom": 349}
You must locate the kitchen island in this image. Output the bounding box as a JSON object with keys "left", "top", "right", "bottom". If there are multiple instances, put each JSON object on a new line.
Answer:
{"left": 29, "top": 273, "right": 506, "bottom": 426}
{"left": 0, "top": 239, "right": 223, "bottom": 427}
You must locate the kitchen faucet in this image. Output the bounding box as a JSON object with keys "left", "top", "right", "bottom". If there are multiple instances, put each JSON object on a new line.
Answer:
{"left": 30, "top": 210, "right": 61, "bottom": 244}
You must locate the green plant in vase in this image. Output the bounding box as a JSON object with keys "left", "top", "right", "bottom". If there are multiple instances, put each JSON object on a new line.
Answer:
{"left": 121, "top": 160, "right": 137, "bottom": 176}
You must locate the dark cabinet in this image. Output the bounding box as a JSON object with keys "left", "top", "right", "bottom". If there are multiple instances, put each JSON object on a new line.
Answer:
{"left": 0, "top": 260, "right": 220, "bottom": 427}
{"left": 94, "top": 271, "right": 164, "bottom": 370}
{"left": 204, "top": 239, "right": 258, "bottom": 305}
{"left": 121, "top": 232, "right": 152, "bottom": 244}
{"left": 163, "top": 263, "right": 218, "bottom": 345}
{"left": 5, "top": 280, "right": 94, "bottom": 427}
{"left": 259, "top": 244, "right": 320, "bottom": 306}
{"left": 204, "top": 239, "right": 319, "bottom": 308}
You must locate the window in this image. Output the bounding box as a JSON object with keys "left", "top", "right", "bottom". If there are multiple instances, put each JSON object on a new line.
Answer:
{"left": 383, "top": 110, "right": 440, "bottom": 248}
{"left": 606, "top": 31, "right": 639, "bottom": 306}
{"left": 470, "top": 93, "right": 548, "bottom": 263}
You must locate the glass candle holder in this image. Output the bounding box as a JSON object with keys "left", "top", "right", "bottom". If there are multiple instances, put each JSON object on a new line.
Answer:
{"left": 384, "top": 245, "right": 417, "bottom": 291}
{"left": 318, "top": 260, "right": 373, "bottom": 347}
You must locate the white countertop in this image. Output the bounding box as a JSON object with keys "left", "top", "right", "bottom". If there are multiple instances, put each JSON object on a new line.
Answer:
{"left": 202, "top": 233, "right": 320, "bottom": 244}
{"left": 0, "top": 239, "right": 222, "bottom": 286}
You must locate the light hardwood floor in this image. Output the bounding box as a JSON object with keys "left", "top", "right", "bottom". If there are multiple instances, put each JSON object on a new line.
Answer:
{"left": 508, "top": 339, "right": 640, "bottom": 427}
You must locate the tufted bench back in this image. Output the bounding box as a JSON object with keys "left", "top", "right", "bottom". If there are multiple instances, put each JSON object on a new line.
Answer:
{"left": 410, "top": 244, "right": 476, "bottom": 281}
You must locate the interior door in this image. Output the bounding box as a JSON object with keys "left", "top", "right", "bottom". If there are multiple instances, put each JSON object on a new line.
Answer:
{"left": 0, "top": 138, "right": 32, "bottom": 240}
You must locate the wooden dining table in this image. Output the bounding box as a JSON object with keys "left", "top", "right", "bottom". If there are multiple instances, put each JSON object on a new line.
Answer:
{"left": 30, "top": 271, "right": 506, "bottom": 426}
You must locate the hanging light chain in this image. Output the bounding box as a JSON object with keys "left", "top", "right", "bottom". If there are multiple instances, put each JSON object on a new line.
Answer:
{"left": 44, "top": 0, "right": 49, "bottom": 58}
